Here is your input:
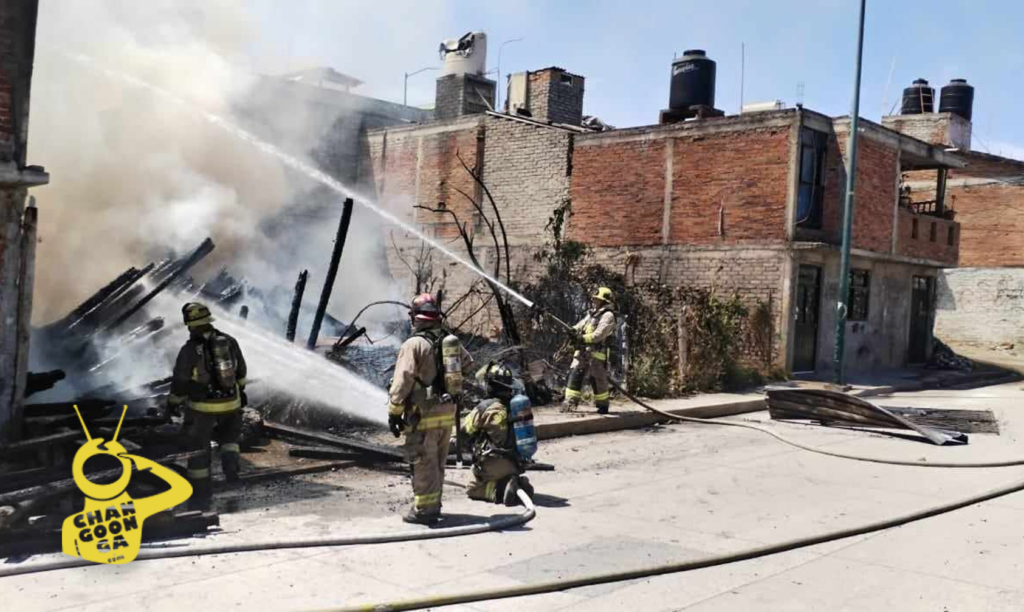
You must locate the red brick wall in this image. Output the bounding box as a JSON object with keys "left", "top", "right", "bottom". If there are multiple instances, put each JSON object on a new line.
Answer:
{"left": 570, "top": 139, "right": 667, "bottom": 246}
{"left": 895, "top": 208, "right": 959, "bottom": 264}
{"left": 950, "top": 184, "right": 1024, "bottom": 266}
{"left": 570, "top": 126, "right": 791, "bottom": 247}
{"left": 669, "top": 128, "right": 790, "bottom": 245}
{"left": 822, "top": 134, "right": 898, "bottom": 254}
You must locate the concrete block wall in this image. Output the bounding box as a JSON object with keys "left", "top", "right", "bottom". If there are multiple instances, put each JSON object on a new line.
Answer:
{"left": 935, "top": 268, "right": 1024, "bottom": 347}
{"left": 882, "top": 113, "right": 972, "bottom": 151}
{"left": 569, "top": 121, "right": 792, "bottom": 248}
{"left": 797, "top": 250, "right": 934, "bottom": 372}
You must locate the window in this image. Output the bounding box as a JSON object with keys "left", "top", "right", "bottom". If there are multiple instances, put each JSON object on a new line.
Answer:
{"left": 796, "top": 128, "right": 828, "bottom": 229}
{"left": 560, "top": 73, "right": 574, "bottom": 86}
{"left": 947, "top": 225, "right": 955, "bottom": 246}
{"left": 930, "top": 221, "right": 937, "bottom": 242}
{"left": 912, "top": 218, "right": 919, "bottom": 239}
{"left": 848, "top": 269, "right": 870, "bottom": 321}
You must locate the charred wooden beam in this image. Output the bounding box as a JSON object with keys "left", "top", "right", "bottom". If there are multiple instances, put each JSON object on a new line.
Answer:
{"left": 765, "top": 388, "right": 967, "bottom": 445}
{"left": 286, "top": 270, "right": 308, "bottom": 342}
{"left": 25, "top": 369, "right": 66, "bottom": 398}
{"left": 307, "top": 199, "right": 353, "bottom": 350}
{"left": 100, "top": 238, "right": 215, "bottom": 334}
{"left": 334, "top": 327, "right": 366, "bottom": 352}
{"left": 288, "top": 446, "right": 363, "bottom": 461}
{"left": 64, "top": 263, "right": 154, "bottom": 335}
{"left": 264, "top": 420, "right": 403, "bottom": 462}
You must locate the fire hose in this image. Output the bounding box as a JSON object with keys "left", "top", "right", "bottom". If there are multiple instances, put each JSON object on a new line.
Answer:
{"left": 5, "top": 306, "right": 1024, "bottom": 611}
{"left": 0, "top": 488, "right": 535, "bottom": 579}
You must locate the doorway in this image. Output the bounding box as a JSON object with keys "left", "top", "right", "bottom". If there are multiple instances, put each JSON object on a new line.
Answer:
{"left": 909, "top": 276, "right": 934, "bottom": 363}
{"left": 793, "top": 265, "right": 822, "bottom": 372}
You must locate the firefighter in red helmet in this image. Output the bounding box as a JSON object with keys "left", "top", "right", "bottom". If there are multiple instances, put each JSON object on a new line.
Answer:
{"left": 387, "top": 293, "right": 473, "bottom": 524}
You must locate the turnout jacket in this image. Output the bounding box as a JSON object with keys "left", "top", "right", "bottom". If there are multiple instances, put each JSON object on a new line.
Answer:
{"left": 169, "top": 328, "right": 248, "bottom": 414}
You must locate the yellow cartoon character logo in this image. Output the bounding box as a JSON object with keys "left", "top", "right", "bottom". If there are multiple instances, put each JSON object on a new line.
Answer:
{"left": 61, "top": 405, "right": 192, "bottom": 565}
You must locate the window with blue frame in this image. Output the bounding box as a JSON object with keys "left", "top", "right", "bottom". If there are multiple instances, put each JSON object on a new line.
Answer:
{"left": 796, "top": 128, "right": 828, "bottom": 229}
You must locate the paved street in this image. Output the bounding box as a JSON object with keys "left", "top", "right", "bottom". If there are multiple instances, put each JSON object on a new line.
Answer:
{"left": 6, "top": 381, "right": 1024, "bottom": 611}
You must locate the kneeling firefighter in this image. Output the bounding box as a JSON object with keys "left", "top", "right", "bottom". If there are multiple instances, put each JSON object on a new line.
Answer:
{"left": 169, "top": 302, "right": 248, "bottom": 511}
{"left": 463, "top": 363, "right": 534, "bottom": 506}
{"left": 563, "top": 287, "right": 617, "bottom": 414}
{"left": 387, "top": 293, "right": 473, "bottom": 524}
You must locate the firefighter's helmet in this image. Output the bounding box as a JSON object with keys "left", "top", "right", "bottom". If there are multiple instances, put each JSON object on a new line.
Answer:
{"left": 410, "top": 293, "right": 441, "bottom": 322}
{"left": 182, "top": 302, "right": 214, "bottom": 328}
{"left": 483, "top": 362, "right": 515, "bottom": 399}
{"left": 592, "top": 287, "right": 615, "bottom": 304}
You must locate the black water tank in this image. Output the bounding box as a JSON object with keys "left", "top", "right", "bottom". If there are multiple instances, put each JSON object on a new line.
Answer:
{"left": 669, "top": 49, "right": 716, "bottom": 110}
{"left": 901, "top": 78, "right": 934, "bottom": 114}
{"left": 939, "top": 79, "right": 974, "bottom": 121}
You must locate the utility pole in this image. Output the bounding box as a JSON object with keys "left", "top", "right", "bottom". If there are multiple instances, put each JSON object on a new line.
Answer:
{"left": 833, "top": 0, "right": 868, "bottom": 384}
{"left": 495, "top": 37, "right": 524, "bottom": 111}
{"left": 403, "top": 66, "right": 438, "bottom": 106}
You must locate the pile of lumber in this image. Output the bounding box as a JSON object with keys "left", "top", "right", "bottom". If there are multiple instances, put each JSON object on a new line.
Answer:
{"left": 765, "top": 387, "right": 972, "bottom": 446}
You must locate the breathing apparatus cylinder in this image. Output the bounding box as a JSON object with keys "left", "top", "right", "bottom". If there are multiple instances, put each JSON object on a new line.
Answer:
{"left": 510, "top": 394, "right": 537, "bottom": 459}
{"left": 210, "top": 335, "right": 237, "bottom": 391}
{"left": 442, "top": 334, "right": 463, "bottom": 397}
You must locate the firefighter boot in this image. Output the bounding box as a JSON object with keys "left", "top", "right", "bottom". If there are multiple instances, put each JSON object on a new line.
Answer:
{"left": 221, "top": 449, "right": 240, "bottom": 483}
{"left": 502, "top": 475, "right": 522, "bottom": 507}
{"left": 518, "top": 475, "right": 535, "bottom": 502}
{"left": 402, "top": 507, "right": 440, "bottom": 525}
{"left": 188, "top": 478, "right": 212, "bottom": 511}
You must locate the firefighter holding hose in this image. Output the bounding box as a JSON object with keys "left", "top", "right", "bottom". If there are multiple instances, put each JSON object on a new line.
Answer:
{"left": 388, "top": 293, "right": 473, "bottom": 524}
{"left": 562, "top": 287, "right": 617, "bottom": 414}
{"left": 169, "top": 302, "right": 248, "bottom": 511}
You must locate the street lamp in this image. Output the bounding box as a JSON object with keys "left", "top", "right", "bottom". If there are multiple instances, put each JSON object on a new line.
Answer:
{"left": 495, "top": 37, "right": 524, "bottom": 111}
{"left": 404, "top": 66, "right": 438, "bottom": 106}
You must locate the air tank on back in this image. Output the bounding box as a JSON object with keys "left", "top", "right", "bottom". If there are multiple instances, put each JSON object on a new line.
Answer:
{"left": 901, "top": 78, "right": 934, "bottom": 114}
{"left": 669, "top": 49, "right": 716, "bottom": 111}
{"left": 939, "top": 79, "right": 974, "bottom": 121}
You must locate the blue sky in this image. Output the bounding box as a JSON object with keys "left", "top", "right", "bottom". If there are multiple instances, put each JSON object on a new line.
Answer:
{"left": 247, "top": 0, "right": 1024, "bottom": 159}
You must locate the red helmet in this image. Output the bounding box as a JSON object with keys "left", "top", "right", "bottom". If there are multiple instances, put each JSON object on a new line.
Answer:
{"left": 410, "top": 293, "right": 441, "bottom": 321}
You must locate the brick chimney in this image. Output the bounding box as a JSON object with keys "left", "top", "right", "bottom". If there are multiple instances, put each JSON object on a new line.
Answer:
{"left": 434, "top": 73, "right": 496, "bottom": 120}
{"left": 506, "top": 67, "right": 585, "bottom": 126}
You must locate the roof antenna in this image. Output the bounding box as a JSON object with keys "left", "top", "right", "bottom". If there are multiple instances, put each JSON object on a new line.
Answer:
{"left": 73, "top": 404, "right": 93, "bottom": 441}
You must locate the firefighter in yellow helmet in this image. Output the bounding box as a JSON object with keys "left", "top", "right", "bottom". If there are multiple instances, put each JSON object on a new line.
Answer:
{"left": 562, "top": 287, "right": 617, "bottom": 414}
{"left": 463, "top": 363, "right": 534, "bottom": 506}
{"left": 387, "top": 293, "right": 473, "bottom": 524}
{"left": 169, "top": 302, "right": 248, "bottom": 511}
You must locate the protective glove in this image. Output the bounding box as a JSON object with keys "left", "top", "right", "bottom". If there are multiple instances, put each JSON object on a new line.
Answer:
{"left": 388, "top": 414, "right": 405, "bottom": 438}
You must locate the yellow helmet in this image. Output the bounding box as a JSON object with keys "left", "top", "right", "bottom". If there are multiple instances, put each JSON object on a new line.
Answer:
{"left": 593, "top": 287, "right": 614, "bottom": 304}
{"left": 182, "top": 302, "right": 214, "bottom": 328}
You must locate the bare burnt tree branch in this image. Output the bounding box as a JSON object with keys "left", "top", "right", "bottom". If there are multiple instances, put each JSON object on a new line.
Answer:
{"left": 452, "top": 294, "right": 495, "bottom": 332}
{"left": 444, "top": 281, "right": 485, "bottom": 318}
{"left": 452, "top": 185, "right": 502, "bottom": 280}
{"left": 457, "top": 151, "right": 513, "bottom": 286}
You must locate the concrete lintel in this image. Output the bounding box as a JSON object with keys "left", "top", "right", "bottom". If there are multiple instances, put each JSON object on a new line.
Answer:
{"left": 574, "top": 111, "right": 797, "bottom": 147}
{"left": 833, "top": 118, "right": 965, "bottom": 169}
{"left": 905, "top": 176, "right": 1024, "bottom": 190}
{"left": 790, "top": 241, "right": 952, "bottom": 269}
{"left": 0, "top": 165, "right": 49, "bottom": 188}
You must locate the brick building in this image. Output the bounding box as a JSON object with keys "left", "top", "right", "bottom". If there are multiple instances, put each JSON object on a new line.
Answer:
{"left": 363, "top": 64, "right": 963, "bottom": 375}
{"left": 880, "top": 85, "right": 1024, "bottom": 348}
{"left": 0, "top": 0, "right": 47, "bottom": 441}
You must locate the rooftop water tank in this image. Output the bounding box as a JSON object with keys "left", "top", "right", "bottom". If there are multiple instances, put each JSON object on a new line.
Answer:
{"left": 669, "top": 49, "right": 716, "bottom": 111}
{"left": 439, "top": 32, "right": 487, "bottom": 77}
{"left": 939, "top": 79, "right": 974, "bottom": 121}
{"left": 901, "top": 78, "right": 934, "bottom": 115}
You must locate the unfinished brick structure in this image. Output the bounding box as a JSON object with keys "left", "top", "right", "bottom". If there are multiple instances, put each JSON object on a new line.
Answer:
{"left": 570, "top": 109, "right": 961, "bottom": 373}
{"left": 364, "top": 65, "right": 964, "bottom": 375}
{"left": 0, "top": 0, "right": 47, "bottom": 442}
